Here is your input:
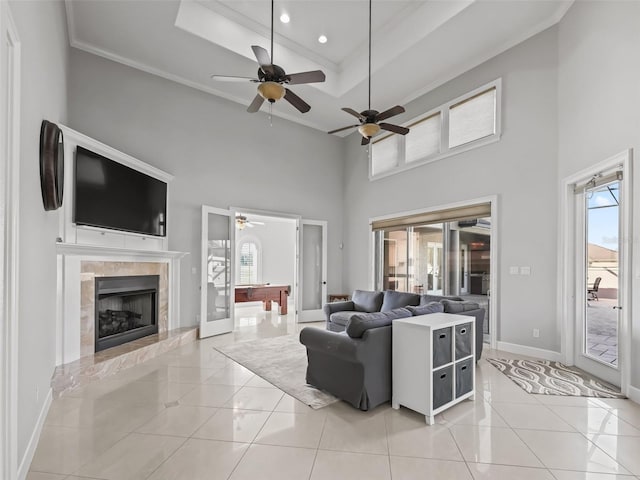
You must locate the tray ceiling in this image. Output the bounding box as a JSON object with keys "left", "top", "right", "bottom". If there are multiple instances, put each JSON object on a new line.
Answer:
{"left": 66, "top": 0, "right": 573, "bottom": 133}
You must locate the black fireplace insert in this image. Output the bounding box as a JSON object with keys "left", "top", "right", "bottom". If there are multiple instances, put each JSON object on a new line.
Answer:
{"left": 95, "top": 275, "right": 159, "bottom": 352}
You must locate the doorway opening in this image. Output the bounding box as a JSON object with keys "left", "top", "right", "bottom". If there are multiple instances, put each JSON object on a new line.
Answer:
{"left": 233, "top": 212, "right": 297, "bottom": 333}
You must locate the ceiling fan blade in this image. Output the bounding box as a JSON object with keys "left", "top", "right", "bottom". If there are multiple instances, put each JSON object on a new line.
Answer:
{"left": 328, "top": 124, "right": 360, "bottom": 135}
{"left": 284, "top": 88, "right": 311, "bottom": 113}
{"left": 251, "top": 221, "right": 265, "bottom": 225}
{"left": 246, "top": 223, "right": 255, "bottom": 228}
{"left": 247, "top": 94, "right": 265, "bottom": 113}
{"left": 286, "top": 70, "right": 326, "bottom": 85}
{"left": 361, "top": 136, "right": 371, "bottom": 146}
{"left": 210, "top": 75, "right": 258, "bottom": 82}
{"left": 251, "top": 45, "right": 274, "bottom": 75}
{"left": 342, "top": 107, "right": 366, "bottom": 121}
{"left": 379, "top": 123, "right": 410, "bottom": 135}
{"left": 376, "top": 105, "right": 405, "bottom": 122}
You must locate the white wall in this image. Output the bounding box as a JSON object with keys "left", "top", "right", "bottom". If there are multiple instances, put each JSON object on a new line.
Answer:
{"left": 67, "top": 50, "right": 344, "bottom": 326}
{"left": 236, "top": 218, "right": 297, "bottom": 298}
{"left": 557, "top": 1, "right": 640, "bottom": 388}
{"left": 342, "top": 27, "right": 560, "bottom": 352}
{"left": 8, "top": 0, "right": 69, "bottom": 465}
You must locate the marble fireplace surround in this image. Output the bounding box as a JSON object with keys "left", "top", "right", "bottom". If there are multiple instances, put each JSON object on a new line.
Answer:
{"left": 57, "top": 243, "right": 187, "bottom": 366}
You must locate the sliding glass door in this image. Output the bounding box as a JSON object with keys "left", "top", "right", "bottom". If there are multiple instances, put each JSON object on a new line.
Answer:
{"left": 373, "top": 207, "right": 491, "bottom": 338}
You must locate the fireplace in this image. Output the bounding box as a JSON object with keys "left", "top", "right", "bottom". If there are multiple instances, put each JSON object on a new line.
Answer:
{"left": 95, "top": 275, "right": 159, "bottom": 352}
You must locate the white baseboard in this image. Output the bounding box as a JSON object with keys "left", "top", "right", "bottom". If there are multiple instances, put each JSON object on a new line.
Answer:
{"left": 496, "top": 341, "right": 563, "bottom": 362}
{"left": 627, "top": 385, "right": 640, "bottom": 405}
{"left": 17, "top": 388, "right": 52, "bottom": 480}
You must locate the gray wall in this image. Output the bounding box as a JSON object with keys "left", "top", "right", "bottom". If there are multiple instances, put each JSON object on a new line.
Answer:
{"left": 557, "top": 1, "right": 640, "bottom": 387}
{"left": 342, "top": 27, "right": 560, "bottom": 351}
{"left": 8, "top": 0, "right": 69, "bottom": 463}
{"left": 67, "top": 50, "right": 345, "bottom": 326}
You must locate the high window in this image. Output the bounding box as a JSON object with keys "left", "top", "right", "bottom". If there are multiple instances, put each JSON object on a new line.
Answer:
{"left": 370, "top": 79, "right": 501, "bottom": 180}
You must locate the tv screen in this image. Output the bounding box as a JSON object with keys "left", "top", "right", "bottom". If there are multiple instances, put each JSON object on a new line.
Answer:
{"left": 74, "top": 146, "right": 167, "bottom": 237}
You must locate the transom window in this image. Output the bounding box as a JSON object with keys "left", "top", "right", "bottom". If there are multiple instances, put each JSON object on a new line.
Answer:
{"left": 370, "top": 79, "right": 501, "bottom": 180}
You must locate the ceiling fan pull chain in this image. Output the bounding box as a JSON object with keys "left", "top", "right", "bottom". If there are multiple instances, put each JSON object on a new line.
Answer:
{"left": 269, "top": 103, "right": 273, "bottom": 126}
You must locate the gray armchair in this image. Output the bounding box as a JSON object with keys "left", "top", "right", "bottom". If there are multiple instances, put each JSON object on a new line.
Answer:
{"left": 300, "top": 308, "right": 412, "bottom": 411}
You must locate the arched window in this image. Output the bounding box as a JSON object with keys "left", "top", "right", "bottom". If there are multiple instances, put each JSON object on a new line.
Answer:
{"left": 238, "top": 240, "right": 259, "bottom": 284}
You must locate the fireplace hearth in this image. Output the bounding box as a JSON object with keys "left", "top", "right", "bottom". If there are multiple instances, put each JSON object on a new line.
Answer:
{"left": 95, "top": 275, "right": 159, "bottom": 352}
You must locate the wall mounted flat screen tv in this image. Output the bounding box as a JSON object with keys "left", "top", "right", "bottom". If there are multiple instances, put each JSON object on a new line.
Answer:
{"left": 74, "top": 146, "right": 167, "bottom": 237}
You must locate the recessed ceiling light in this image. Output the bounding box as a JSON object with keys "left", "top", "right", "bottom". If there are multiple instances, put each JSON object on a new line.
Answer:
{"left": 280, "top": 13, "right": 290, "bottom": 23}
{"left": 318, "top": 35, "right": 328, "bottom": 44}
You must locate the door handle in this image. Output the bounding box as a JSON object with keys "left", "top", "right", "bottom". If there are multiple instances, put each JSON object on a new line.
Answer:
{"left": 613, "top": 306, "right": 622, "bottom": 310}
{"left": 322, "top": 281, "right": 327, "bottom": 285}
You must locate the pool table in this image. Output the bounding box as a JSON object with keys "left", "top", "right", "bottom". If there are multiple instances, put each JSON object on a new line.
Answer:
{"left": 235, "top": 284, "right": 291, "bottom": 315}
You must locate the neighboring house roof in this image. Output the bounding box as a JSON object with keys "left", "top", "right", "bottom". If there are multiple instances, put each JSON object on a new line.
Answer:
{"left": 588, "top": 243, "right": 618, "bottom": 263}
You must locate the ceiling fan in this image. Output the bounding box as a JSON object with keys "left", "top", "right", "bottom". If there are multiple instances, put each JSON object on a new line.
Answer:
{"left": 328, "top": 0, "right": 409, "bottom": 146}
{"left": 236, "top": 215, "right": 264, "bottom": 230}
{"left": 211, "top": 0, "right": 325, "bottom": 114}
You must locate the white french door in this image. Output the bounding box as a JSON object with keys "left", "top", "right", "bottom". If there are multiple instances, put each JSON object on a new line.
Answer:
{"left": 298, "top": 220, "right": 327, "bottom": 322}
{"left": 199, "top": 206, "right": 235, "bottom": 338}
{"left": 564, "top": 150, "right": 632, "bottom": 390}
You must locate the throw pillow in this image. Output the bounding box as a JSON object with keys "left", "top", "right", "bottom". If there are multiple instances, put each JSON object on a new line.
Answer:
{"left": 346, "top": 307, "right": 412, "bottom": 338}
{"left": 380, "top": 290, "right": 420, "bottom": 312}
{"left": 352, "top": 290, "right": 384, "bottom": 313}
{"left": 406, "top": 302, "right": 444, "bottom": 316}
{"left": 440, "top": 299, "right": 480, "bottom": 313}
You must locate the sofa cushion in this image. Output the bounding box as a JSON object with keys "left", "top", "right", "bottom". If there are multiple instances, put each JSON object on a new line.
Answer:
{"left": 380, "top": 290, "right": 420, "bottom": 312}
{"left": 407, "top": 302, "right": 444, "bottom": 316}
{"left": 352, "top": 290, "right": 384, "bottom": 313}
{"left": 441, "top": 299, "right": 480, "bottom": 313}
{"left": 419, "top": 294, "right": 463, "bottom": 306}
{"left": 329, "top": 311, "right": 360, "bottom": 327}
{"left": 346, "top": 308, "right": 412, "bottom": 339}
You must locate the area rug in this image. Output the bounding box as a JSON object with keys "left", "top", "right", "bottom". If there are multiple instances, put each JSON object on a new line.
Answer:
{"left": 214, "top": 335, "right": 339, "bottom": 409}
{"left": 487, "top": 358, "right": 626, "bottom": 398}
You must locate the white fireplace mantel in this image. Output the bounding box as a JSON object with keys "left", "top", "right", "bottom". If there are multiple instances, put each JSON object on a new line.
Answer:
{"left": 56, "top": 243, "right": 189, "bottom": 366}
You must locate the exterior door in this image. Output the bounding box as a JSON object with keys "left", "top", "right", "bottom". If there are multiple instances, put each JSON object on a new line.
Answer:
{"left": 298, "top": 220, "right": 327, "bottom": 322}
{"left": 574, "top": 173, "right": 623, "bottom": 386}
{"left": 200, "top": 206, "right": 235, "bottom": 338}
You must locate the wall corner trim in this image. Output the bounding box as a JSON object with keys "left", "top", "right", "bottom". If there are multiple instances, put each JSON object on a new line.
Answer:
{"left": 495, "top": 341, "right": 563, "bottom": 362}
{"left": 17, "top": 389, "right": 52, "bottom": 480}
{"left": 628, "top": 385, "right": 640, "bottom": 406}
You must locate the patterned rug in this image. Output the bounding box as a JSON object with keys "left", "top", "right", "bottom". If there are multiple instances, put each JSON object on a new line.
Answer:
{"left": 487, "top": 358, "right": 626, "bottom": 398}
{"left": 214, "top": 334, "right": 339, "bottom": 409}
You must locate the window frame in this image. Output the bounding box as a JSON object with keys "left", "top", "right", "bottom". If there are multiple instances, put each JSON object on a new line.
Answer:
{"left": 369, "top": 78, "right": 502, "bottom": 181}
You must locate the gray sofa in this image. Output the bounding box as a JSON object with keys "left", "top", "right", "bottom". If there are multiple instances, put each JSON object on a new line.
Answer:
{"left": 300, "top": 289, "right": 485, "bottom": 411}
{"left": 324, "top": 289, "right": 484, "bottom": 360}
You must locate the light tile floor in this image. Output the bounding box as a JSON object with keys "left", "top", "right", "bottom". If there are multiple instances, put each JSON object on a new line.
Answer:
{"left": 28, "top": 307, "right": 640, "bottom": 479}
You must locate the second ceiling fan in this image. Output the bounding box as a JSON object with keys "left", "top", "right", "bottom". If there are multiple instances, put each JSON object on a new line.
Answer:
{"left": 328, "top": 0, "right": 409, "bottom": 145}
{"left": 211, "top": 0, "right": 325, "bottom": 114}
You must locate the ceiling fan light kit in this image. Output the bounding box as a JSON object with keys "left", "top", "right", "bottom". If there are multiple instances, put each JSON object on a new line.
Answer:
{"left": 328, "top": 0, "right": 409, "bottom": 146}
{"left": 210, "top": 0, "right": 325, "bottom": 116}
{"left": 358, "top": 123, "right": 380, "bottom": 138}
{"left": 258, "top": 81, "right": 285, "bottom": 102}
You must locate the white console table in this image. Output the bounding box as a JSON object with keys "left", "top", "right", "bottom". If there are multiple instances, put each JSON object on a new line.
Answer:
{"left": 392, "top": 312, "right": 476, "bottom": 425}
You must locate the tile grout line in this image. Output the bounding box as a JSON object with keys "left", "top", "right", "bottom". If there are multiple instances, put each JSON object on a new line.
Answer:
{"left": 307, "top": 410, "right": 330, "bottom": 480}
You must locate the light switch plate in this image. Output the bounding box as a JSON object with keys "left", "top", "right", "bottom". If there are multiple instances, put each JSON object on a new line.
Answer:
{"left": 520, "top": 266, "right": 531, "bottom": 276}
{"left": 509, "top": 266, "right": 519, "bottom": 275}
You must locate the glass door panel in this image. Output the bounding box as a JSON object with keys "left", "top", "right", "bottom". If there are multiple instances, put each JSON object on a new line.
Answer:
{"left": 584, "top": 181, "right": 619, "bottom": 366}
{"left": 200, "top": 206, "right": 234, "bottom": 338}
{"left": 299, "top": 221, "right": 327, "bottom": 322}
{"left": 409, "top": 225, "right": 443, "bottom": 295}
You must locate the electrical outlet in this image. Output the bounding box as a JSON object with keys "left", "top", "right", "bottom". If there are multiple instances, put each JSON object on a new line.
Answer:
{"left": 533, "top": 328, "right": 540, "bottom": 338}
